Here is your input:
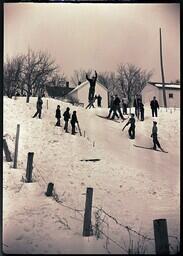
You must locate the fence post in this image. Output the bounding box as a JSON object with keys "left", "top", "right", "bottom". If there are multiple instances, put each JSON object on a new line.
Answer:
{"left": 45, "top": 183, "right": 54, "bottom": 196}
{"left": 25, "top": 152, "right": 34, "bottom": 182}
{"left": 3, "top": 139, "right": 12, "bottom": 162}
{"left": 13, "top": 124, "right": 20, "bottom": 168}
{"left": 153, "top": 219, "right": 169, "bottom": 254}
{"left": 83, "top": 187, "right": 93, "bottom": 236}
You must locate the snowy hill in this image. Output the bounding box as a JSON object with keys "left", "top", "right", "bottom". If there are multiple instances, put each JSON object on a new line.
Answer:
{"left": 3, "top": 96, "right": 180, "bottom": 254}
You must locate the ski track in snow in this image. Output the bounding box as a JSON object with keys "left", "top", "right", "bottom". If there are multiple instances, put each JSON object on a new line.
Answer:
{"left": 3, "top": 97, "right": 180, "bottom": 254}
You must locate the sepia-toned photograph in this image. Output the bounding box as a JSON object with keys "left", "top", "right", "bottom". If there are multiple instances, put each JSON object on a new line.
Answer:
{"left": 2, "top": 1, "right": 180, "bottom": 254}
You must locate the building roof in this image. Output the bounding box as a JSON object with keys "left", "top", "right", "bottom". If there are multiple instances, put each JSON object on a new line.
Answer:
{"left": 66, "top": 80, "right": 108, "bottom": 96}
{"left": 148, "top": 82, "right": 180, "bottom": 89}
{"left": 46, "top": 86, "right": 74, "bottom": 97}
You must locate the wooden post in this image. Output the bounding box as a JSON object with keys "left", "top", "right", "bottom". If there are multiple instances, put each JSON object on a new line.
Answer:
{"left": 13, "top": 124, "right": 20, "bottom": 168}
{"left": 45, "top": 183, "right": 54, "bottom": 196}
{"left": 84, "top": 131, "right": 86, "bottom": 137}
{"left": 3, "top": 139, "right": 12, "bottom": 162}
{"left": 26, "top": 152, "right": 34, "bottom": 182}
{"left": 93, "top": 141, "right": 95, "bottom": 147}
{"left": 159, "top": 28, "right": 167, "bottom": 108}
{"left": 153, "top": 219, "right": 169, "bottom": 254}
{"left": 83, "top": 187, "right": 93, "bottom": 236}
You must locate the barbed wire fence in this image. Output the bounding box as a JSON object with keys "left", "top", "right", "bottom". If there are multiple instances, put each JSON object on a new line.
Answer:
{"left": 3, "top": 121, "right": 180, "bottom": 254}
{"left": 18, "top": 159, "right": 180, "bottom": 254}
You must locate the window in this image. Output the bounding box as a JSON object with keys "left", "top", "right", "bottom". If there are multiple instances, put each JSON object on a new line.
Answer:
{"left": 169, "top": 93, "right": 173, "bottom": 98}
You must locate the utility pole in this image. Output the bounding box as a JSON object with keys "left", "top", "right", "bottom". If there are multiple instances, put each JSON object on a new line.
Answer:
{"left": 159, "top": 28, "right": 167, "bottom": 108}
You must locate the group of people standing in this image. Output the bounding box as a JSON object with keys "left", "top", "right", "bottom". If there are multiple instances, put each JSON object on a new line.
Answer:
{"left": 55, "top": 105, "right": 79, "bottom": 135}
{"left": 32, "top": 97, "right": 79, "bottom": 135}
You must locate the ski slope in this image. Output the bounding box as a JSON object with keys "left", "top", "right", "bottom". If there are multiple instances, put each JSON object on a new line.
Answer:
{"left": 3, "top": 96, "right": 180, "bottom": 254}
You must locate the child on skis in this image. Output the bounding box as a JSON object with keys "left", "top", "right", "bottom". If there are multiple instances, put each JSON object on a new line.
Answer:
{"left": 122, "top": 113, "right": 136, "bottom": 139}
{"left": 151, "top": 121, "right": 164, "bottom": 151}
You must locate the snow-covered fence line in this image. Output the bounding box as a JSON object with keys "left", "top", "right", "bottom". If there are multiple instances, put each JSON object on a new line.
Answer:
{"left": 91, "top": 206, "right": 179, "bottom": 254}
{"left": 3, "top": 139, "right": 12, "bottom": 162}
{"left": 25, "top": 152, "right": 34, "bottom": 182}
{"left": 19, "top": 161, "right": 179, "bottom": 254}
{"left": 13, "top": 124, "right": 20, "bottom": 169}
{"left": 81, "top": 129, "right": 96, "bottom": 148}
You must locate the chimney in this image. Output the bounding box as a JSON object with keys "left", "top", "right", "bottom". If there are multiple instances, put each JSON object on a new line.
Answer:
{"left": 66, "top": 81, "right": 69, "bottom": 88}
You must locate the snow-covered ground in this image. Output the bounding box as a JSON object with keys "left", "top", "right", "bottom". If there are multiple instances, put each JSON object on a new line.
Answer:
{"left": 3, "top": 96, "right": 180, "bottom": 254}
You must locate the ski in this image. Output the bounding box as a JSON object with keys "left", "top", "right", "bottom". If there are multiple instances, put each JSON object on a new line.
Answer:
{"left": 77, "top": 123, "right": 82, "bottom": 136}
{"left": 133, "top": 144, "right": 168, "bottom": 153}
{"left": 96, "top": 114, "right": 121, "bottom": 123}
{"left": 80, "top": 158, "right": 101, "bottom": 162}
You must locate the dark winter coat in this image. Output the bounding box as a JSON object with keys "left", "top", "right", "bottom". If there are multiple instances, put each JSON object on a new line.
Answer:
{"left": 139, "top": 102, "right": 144, "bottom": 111}
{"left": 71, "top": 113, "right": 78, "bottom": 125}
{"left": 133, "top": 98, "right": 141, "bottom": 108}
{"left": 55, "top": 109, "right": 61, "bottom": 119}
{"left": 151, "top": 126, "right": 158, "bottom": 138}
{"left": 150, "top": 99, "right": 159, "bottom": 110}
{"left": 97, "top": 95, "right": 102, "bottom": 104}
{"left": 113, "top": 97, "right": 121, "bottom": 107}
{"left": 37, "top": 98, "right": 43, "bottom": 110}
{"left": 63, "top": 110, "right": 70, "bottom": 121}
{"left": 127, "top": 117, "right": 136, "bottom": 128}
{"left": 86, "top": 71, "right": 97, "bottom": 88}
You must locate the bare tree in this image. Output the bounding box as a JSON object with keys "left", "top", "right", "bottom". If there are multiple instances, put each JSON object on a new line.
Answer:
{"left": 22, "top": 49, "right": 58, "bottom": 102}
{"left": 50, "top": 72, "right": 66, "bottom": 87}
{"left": 97, "top": 71, "right": 119, "bottom": 96}
{"left": 117, "top": 63, "right": 153, "bottom": 106}
{"left": 4, "top": 55, "right": 25, "bottom": 98}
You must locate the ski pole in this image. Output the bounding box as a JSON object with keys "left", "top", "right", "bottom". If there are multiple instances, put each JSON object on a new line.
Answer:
{"left": 77, "top": 123, "right": 82, "bottom": 136}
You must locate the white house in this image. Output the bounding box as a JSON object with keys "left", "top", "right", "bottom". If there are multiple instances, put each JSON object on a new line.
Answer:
{"left": 141, "top": 82, "right": 180, "bottom": 108}
{"left": 66, "top": 80, "right": 109, "bottom": 108}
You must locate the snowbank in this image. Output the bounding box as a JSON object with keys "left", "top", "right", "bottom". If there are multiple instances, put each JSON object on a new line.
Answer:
{"left": 3, "top": 96, "right": 180, "bottom": 254}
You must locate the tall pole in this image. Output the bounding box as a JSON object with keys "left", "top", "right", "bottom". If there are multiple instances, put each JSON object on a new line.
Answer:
{"left": 159, "top": 28, "right": 167, "bottom": 108}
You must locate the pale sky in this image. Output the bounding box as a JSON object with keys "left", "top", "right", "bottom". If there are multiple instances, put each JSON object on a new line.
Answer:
{"left": 4, "top": 3, "right": 180, "bottom": 82}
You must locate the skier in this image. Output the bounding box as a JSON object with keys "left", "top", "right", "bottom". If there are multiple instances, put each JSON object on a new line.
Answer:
{"left": 139, "top": 100, "right": 144, "bottom": 121}
{"left": 150, "top": 96, "right": 159, "bottom": 117}
{"left": 32, "top": 96, "right": 43, "bottom": 119}
{"left": 55, "top": 105, "right": 61, "bottom": 127}
{"left": 111, "top": 95, "right": 125, "bottom": 121}
{"left": 97, "top": 94, "right": 102, "bottom": 107}
{"left": 63, "top": 107, "right": 71, "bottom": 133}
{"left": 107, "top": 95, "right": 118, "bottom": 119}
{"left": 86, "top": 70, "right": 97, "bottom": 102}
{"left": 71, "top": 110, "right": 78, "bottom": 135}
{"left": 151, "top": 121, "right": 163, "bottom": 151}
{"left": 133, "top": 94, "right": 141, "bottom": 120}
{"left": 86, "top": 95, "right": 97, "bottom": 109}
{"left": 122, "top": 113, "right": 136, "bottom": 139}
